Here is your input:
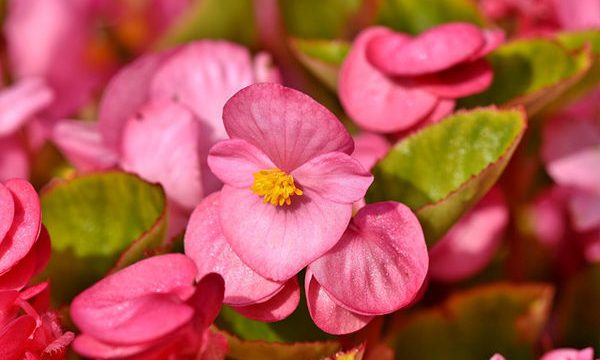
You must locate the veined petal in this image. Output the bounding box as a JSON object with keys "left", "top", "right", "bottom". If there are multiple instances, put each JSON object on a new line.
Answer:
{"left": 232, "top": 277, "right": 300, "bottom": 322}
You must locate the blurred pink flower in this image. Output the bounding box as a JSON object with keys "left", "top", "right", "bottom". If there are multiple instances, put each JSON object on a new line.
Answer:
{"left": 70, "top": 254, "right": 225, "bottom": 359}
{"left": 339, "top": 23, "right": 504, "bottom": 133}
{"left": 207, "top": 83, "right": 373, "bottom": 281}
{"left": 305, "top": 201, "right": 428, "bottom": 334}
{"left": 492, "top": 347, "right": 594, "bottom": 360}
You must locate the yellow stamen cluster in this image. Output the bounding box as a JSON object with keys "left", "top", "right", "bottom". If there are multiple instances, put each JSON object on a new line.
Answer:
{"left": 251, "top": 168, "right": 303, "bottom": 206}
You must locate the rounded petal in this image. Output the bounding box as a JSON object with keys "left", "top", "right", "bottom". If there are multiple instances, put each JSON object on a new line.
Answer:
{"left": 184, "top": 193, "right": 284, "bottom": 306}
{"left": 120, "top": 100, "right": 204, "bottom": 210}
{"left": 428, "top": 188, "right": 508, "bottom": 282}
{"left": 291, "top": 152, "right": 373, "bottom": 204}
{"left": 207, "top": 139, "right": 276, "bottom": 188}
{"left": 339, "top": 27, "right": 438, "bottom": 133}
{"left": 0, "top": 78, "right": 53, "bottom": 137}
{"left": 0, "top": 183, "right": 14, "bottom": 241}
{"left": 305, "top": 271, "right": 373, "bottom": 335}
{"left": 310, "top": 202, "right": 428, "bottom": 315}
{"left": 223, "top": 83, "right": 354, "bottom": 171}
{"left": 232, "top": 277, "right": 300, "bottom": 322}
{"left": 416, "top": 59, "right": 494, "bottom": 98}
{"left": 351, "top": 132, "right": 390, "bottom": 171}
{"left": 366, "top": 23, "right": 485, "bottom": 76}
{"left": 220, "top": 185, "right": 352, "bottom": 281}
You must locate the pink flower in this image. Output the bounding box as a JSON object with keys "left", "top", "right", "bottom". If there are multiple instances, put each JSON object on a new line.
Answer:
{"left": 207, "top": 83, "right": 373, "bottom": 281}
{"left": 70, "top": 254, "right": 225, "bottom": 359}
{"left": 306, "top": 201, "right": 428, "bottom": 334}
{"left": 339, "top": 23, "right": 504, "bottom": 133}
{"left": 540, "top": 347, "right": 594, "bottom": 360}
{"left": 429, "top": 187, "right": 509, "bottom": 282}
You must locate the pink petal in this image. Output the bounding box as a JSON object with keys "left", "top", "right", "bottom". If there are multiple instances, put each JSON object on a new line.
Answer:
{"left": 291, "top": 152, "right": 373, "bottom": 204}
{"left": 187, "top": 273, "right": 225, "bottom": 330}
{"left": 568, "top": 189, "right": 600, "bottom": 232}
{"left": 52, "top": 120, "right": 118, "bottom": 171}
{"left": 470, "top": 29, "right": 505, "bottom": 59}
{"left": 541, "top": 347, "right": 594, "bottom": 360}
{"left": 0, "top": 78, "right": 53, "bottom": 136}
{"left": 339, "top": 27, "right": 438, "bottom": 133}
{"left": 0, "top": 179, "right": 41, "bottom": 274}
{"left": 428, "top": 188, "right": 508, "bottom": 282}
{"left": 207, "top": 139, "right": 276, "bottom": 188}
{"left": 223, "top": 83, "right": 354, "bottom": 171}
{"left": 0, "top": 315, "right": 37, "bottom": 360}
{"left": 530, "top": 187, "right": 568, "bottom": 248}
{"left": 253, "top": 52, "right": 281, "bottom": 83}
{"left": 0, "top": 183, "right": 14, "bottom": 241}
{"left": 73, "top": 334, "right": 150, "bottom": 359}
{"left": 553, "top": 0, "right": 600, "bottom": 30}
{"left": 232, "top": 277, "right": 300, "bottom": 322}
{"left": 366, "top": 23, "right": 485, "bottom": 76}
{"left": 416, "top": 59, "right": 494, "bottom": 98}
{"left": 352, "top": 132, "right": 391, "bottom": 171}
{"left": 0, "top": 135, "right": 29, "bottom": 182}
{"left": 0, "top": 245, "right": 36, "bottom": 291}
{"left": 394, "top": 98, "right": 456, "bottom": 139}
{"left": 309, "top": 201, "right": 428, "bottom": 315}
{"left": 219, "top": 185, "right": 352, "bottom": 281}
{"left": 120, "top": 100, "right": 204, "bottom": 210}
{"left": 305, "top": 270, "right": 373, "bottom": 335}
{"left": 184, "top": 193, "right": 284, "bottom": 306}
{"left": 149, "top": 41, "right": 259, "bottom": 142}
{"left": 70, "top": 254, "right": 198, "bottom": 345}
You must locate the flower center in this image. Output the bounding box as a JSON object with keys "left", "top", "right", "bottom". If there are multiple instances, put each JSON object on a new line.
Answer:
{"left": 251, "top": 168, "right": 303, "bottom": 206}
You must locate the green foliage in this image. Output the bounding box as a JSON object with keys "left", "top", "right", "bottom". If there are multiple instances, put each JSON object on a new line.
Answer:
{"left": 289, "top": 38, "right": 350, "bottom": 90}
{"left": 280, "top": 0, "right": 362, "bottom": 38}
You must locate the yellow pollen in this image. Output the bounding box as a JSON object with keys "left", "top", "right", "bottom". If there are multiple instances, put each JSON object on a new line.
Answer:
{"left": 251, "top": 168, "right": 303, "bottom": 206}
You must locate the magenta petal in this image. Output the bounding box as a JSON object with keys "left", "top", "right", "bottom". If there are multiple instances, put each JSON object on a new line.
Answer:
{"left": 291, "top": 152, "right": 373, "bottom": 204}
{"left": 187, "top": 273, "right": 225, "bottom": 330}
{"left": 366, "top": 23, "right": 485, "bottom": 76}
{"left": 232, "top": 277, "right": 300, "bottom": 322}
{"left": 416, "top": 59, "right": 494, "bottom": 98}
{"left": 352, "top": 132, "right": 390, "bottom": 171}
{"left": 219, "top": 185, "right": 352, "bottom": 281}
{"left": 73, "top": 334, "right": 150, "bottom": 359}
{"left": 339, "top": 27, "right": 438, "bottom": 133}
{"left": 0, "top": 183, "right": 14, "bottom": 241}
{"left": 120, "top": 101, "right": 204, "bottom": 210}
{"left": 0, "top": 78, "right": 53, "bottom": 136}
{"left": 0, "top": 135, "right": 29, "bottom": 182}
{"left": 0, "top": 179, "right": 41, "bottom": 274}
{"left": 223, "top": 83, "right": 354, "bottom": 171}
{"left": 428, "top": 188, "right": 508, "bottom": 282}
{"left": 0, "top": 315, "right": 37, "bottom": 360}
{"left": 208, "top": 139, "right": 276, "bottom": 188}
{"left": 305, "top": 271, "right": 373, "bottom": 335}
{"left": 310, "top": 202, "right": 428, "bottom": 315}
{"left": 70, "top": 254, "right": 198, "bottom": 345}
{"left": 184, "top": 193, "right": 284, "bottom": 306}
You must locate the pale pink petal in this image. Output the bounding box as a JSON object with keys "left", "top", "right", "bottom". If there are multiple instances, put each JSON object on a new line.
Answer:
{"left": 428, "top": 188, "right": 508, "bottom": 282}
{"left": 0, "top": 315, "right": 37, "bottom": 360}
{"left": 184, "top": 193, "right": 284, "bottom": 306}
{"left": 219, "top": 185, "right": 352, "bottom": 281}
{"left": 568, "top": 189, "right": 600, "bottom": 232}
{"left": 541, "top": 347, "right": 594, "bottom": 360}
{"left": 0, "top": 180, "right": 41, "bottom": 274}
{"left": 291, "top": 152, "right": 373, "bottom": 204}
{"left": 416, "top": 59, "right": 494, "bottom": 98}
{"left": 232, "top": 278, "right": 300, "bottom": 322}
{"left": 0, "top": 135, "right": 29, "bottom": 182}
{"left": 0, "top": 78, "right": 53, "bottom": 136}
{"left": 0, "top": 183, "right": 14, "bottom": 241}
{"left": 120, "top": 100, "right": 204, "bottom": 210}
{"left": 223, "top": 83, "right": 354, "bottom": 171}
{"left": 366, "top": 23, "right": 485, "bottom": 76}
{"left": 52, "top": 120, "right": 118, "bottom": 171}
{"left": 207, "top": 139, "right": 276, "bottom": 188}
{"left": 339, "top": 27, "right": 438, "bottom": 133}
{"left": 309, "top": 202, "right": 428, "bottom": 315}
{"left": 351, "top": 132, "right": 390, "bottom": 171}
{"left": 305, "top": 271, "right": 373, "bottom": 335}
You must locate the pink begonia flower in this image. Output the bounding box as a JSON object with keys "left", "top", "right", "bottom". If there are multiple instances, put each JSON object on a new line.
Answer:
{"left": 71, "top": 254, "right": 225, "bottom": 359}
{"left": 207, "top": 83, "right": 373, "bottom": 281}
{"left": 429, "top": 187, "right": 509, "bottom": 282}
{"left": 491, "top": 347, "right": 594, "bottom": 360}
{"left": 339, "top": 23, "right": 504, "bottom": 133}
{"left": 306, "top": 201, "right": 428, "bottom": 334}
{"left": 184, "top": 192, "right": 300, "bottom": 322}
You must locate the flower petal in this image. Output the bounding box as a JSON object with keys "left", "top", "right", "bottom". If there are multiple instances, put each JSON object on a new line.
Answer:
{"left": 305, "top": 270, "right": 373, "bottom": 335}
{"left": 470, "top": 29, "right": 505, "bottom": 59}
{"left": 219, "top": 185, "right": 352, "bottom": 281}
{"left": 223, "top": 83, "right": 354, "bottom": 171}
{"left": 0, "top": 315, "right": 37, "bottom": 360}
{"left": 0, "top": 78, "right": 53, "bottom": 137}
{"left": 339, "top": 27, "right": 438, "bottom": 133}
{"left": 208, "top": 139, "right": 276, "bottom": 188}
{"left": 540, "top": 347, "right": 594, "bottom": 360}
{"left": 232, "top": 277, "right": 300, "bottom": 322}
{"left": 0, "top": 183, "right": 14, "bottom": 241}
{"left": 568, "top": 189, "right": 600, "bottom": 232}
{"left": 73, "top": 334, "right": 150, "bottom": 359}
{"left": 309, "top": 202, "right": 428, "bottom": 315}
{"left": 184, "top": 192, "right": 284, "bottom": 306}
{"left": 291, "top": 152, "right": 373, "bottom": 204}
{"left": 366, "top": 23, "right": 485, "bottom": 76}
{"left": 352, "top": 132, "right": 390, "bottom": 171}
{"left": 416, "top": 59, "right": 494, "bottom": 98}
{"left": 0, "top": 135, "right": 29, "bottom": 182}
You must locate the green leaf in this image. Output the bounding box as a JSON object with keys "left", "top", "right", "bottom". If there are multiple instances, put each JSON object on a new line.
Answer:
{"left": 280, "top": 0, "right": 362, "bottom": 39}
{"left": 386, "top": 283, "right": 554, "bottom": 360}
{"left": 40, "top": 171, "right": 167, "bottom": 305}
{"left": 366, "top": 108, "right": 526, "bottom": 246}
{"left": 156, "top": 0, "right": 256, "bottom": 48}
{"left": 377, "top": 0, "right": 485, "bottom": 35}
{"left": 459, "top": 38, "right": 592, "bottom": 116}
{"left": 289, "top": 38, "right": 350, "bottom": 90}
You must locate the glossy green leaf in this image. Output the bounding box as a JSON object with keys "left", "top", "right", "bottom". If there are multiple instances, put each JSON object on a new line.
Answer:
{"left": 40, "top": 171, "right": 167, "bottom": 304}
{"left": 289, "top": 38, "right": 350, "bottom": 90}
{"left": 281, "top": 0, "right": 362, "bottom": 39}
{"left": 459, "top": 38, "right": 592, "bottom": 116}
{"left": 377, "top": 0, "right": 485, "bottom": 35}
{"left": 386, "top": 284, "right": 554, "bottom": 360}
{"left": 367, "top": 108, "right": 526, "bottom": 246}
